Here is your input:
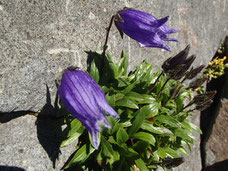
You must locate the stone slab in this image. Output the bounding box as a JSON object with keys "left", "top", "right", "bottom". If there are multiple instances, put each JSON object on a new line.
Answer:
{"left": 0, "top": 0, "right": 228, "bottom": 113}
{"left": 0, "top": 114, "right": 76, "bottom": 171}
{"left": 205, "top": 99, "right": 228, "bottom": 167}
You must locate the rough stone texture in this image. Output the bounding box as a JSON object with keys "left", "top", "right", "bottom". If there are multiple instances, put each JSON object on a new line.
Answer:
{"left": 0, "top": 0, "right": 228, "bottom": 113}
{"left": 0, "top": 114, "right": 77, "bottom": 171}
{"left": 0, "top": 0, "right": 228, "bottom": 170}
{"left": 205, "top": 99, "right": 228, "bottom": 168}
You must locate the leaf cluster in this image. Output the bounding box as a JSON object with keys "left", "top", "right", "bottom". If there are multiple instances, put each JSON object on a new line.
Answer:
{"left": 60, "top": 51, "right": 204, "bottom": 171}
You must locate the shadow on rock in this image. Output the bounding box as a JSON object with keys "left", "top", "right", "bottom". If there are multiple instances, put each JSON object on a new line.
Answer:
{"left": 0, "top": 111, "right": 32, "bottom": 123}
{"left": 204, "top": 159, "right": 228, "bottom": 171}
{"left": 36, "top": 84, "right": 63, "bottom": 169}
{"left": 0, "top": 165, "right": 26, "bottom": 171}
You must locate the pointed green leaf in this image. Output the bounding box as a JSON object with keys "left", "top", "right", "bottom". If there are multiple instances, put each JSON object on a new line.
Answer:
{"left": 116, "top": 128, "right": 129, "bottom": 144}
{"left": 125, "top": 91, "right": 144, "bottom": 102}
{"left": 132, "top": 141, "right": 150, "bottom": 153}
{"left": 157, "top": 148, "right": 167, "bottom": 159}
{"left": 61, "top": 119, "right": 85, "bottom": 147}
{"left": 112, "top": 120, "right": 121, "bottom": 134}
{"left": 174, "top": 128, "right": 195, "bottom": 142}
{"left": 178, "top": 147, "right": 188, "bottom": 156}
{"left": 121, "top": 120, "right": 132, "bottom": 127}
{"left": 101, "top": 136, "right": 115, "bottom": 158}
{"left": 128, "top": 104, "right": 157, "bottom": 136}
{"left": 89, "top": 59, "right": 100, "bottom": 83}
{"left": 141, "top": 121, "right": 164, "bottom": 134}
{"left": 183, "top": 121, "right": 202, "bottom": 134}
{"left": 106, "top": 53, "right": 119, "bottom": 79}
{"left": 121, "top": 50, "right": 128, "bottom": 76}
{"left": 117, "top": 146, "right": 140, "bottom": 161}
{"left": 155, "top": 115, "right": 181, "bottom": 128}
{"left": 61, "top": 127, "right": 85, "bottom": 147}
{"left": 152, "top": 151, "right": 160, "bottom": 161}
{"left": 132, "top": 132, "right": 156, "bottom": 146}
{"left": 122, "top": 81, "right": 137, "bottom": 93}
{"left": 138, "top": 95, "right": 157, "bottom": 104}
{"left": 164, "top": 147, "right": 180, "bottom": 158}
{"left": 65, "top": 144, "right": 95, "bottom": 169}
{"left": 115, "top": 98, "right": 139, "bottom": 109}
{"left": 135, "top": 158, "right": 149, "bottom": 171}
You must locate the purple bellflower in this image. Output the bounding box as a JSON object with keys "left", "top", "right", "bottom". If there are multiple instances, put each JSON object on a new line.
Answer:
{"left": 115, "top": 9, "right": 179, "bottom": 51}
{"left": 58, "top": 69, "right": 119, "bottom": 149}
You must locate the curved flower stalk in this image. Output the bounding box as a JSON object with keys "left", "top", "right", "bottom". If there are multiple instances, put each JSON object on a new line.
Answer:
{"left": 58, "top": 69, "right": 119, "bottom": 149}
{"left": 115, "top": 9, "right": 179, "bottom": 51}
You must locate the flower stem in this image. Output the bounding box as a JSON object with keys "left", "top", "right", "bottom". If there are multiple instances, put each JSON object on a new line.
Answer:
{"left": 102, "top": 15, "right": 115, "bottom": 58}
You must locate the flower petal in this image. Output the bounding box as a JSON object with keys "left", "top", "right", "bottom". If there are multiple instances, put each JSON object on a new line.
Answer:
{"left": 116, "top": 9, "right": 179, "bottom": 50}
{"left": 58, "top": 70, "right": 119, "bottom": 149}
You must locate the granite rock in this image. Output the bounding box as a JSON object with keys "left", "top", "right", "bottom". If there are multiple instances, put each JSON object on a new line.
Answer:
{"left": 205, "top": 99, "right": 228, "bottom": 168}
{"left": 0, "top": 0, "right": 228, "bottom": 112}
{"left": 0, "top": 114, "right": 77, "bottom": 171}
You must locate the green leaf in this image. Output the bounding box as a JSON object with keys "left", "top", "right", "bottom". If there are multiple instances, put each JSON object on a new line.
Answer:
{"left": 112, "top": 120, "right": 121, "bottom": 134}
{"left": 122, "top": 81, "right": 138, "bottom": 93}
{"left": 121, "top": 50, "right": 128, "bottom": 76}
{"left": 125, "top": 91, "right": 144, "bottom": 102}
{"left": 155, "top": 115, "right": 180, "bottom": 128}
{"left": 132, "top": 141, "right": 150, "bottom": 154}
{"left": 115, "top": 98, "right": 139, "bottom": 109}
{"left": 141, "top": 121, "right": 164, "bottom": 134}
{"left": 144, "top": 104, "right": 159, "bottom": 118}
{"left": 128, "top": 104, "right": 158, "bottom": 136}
{"left": 181, "top": 121, "right": 202, "bottom": 134}
{"left": 132, "top": 132, "right": 156, "bottom": 146}
{"left": 106, "top": 53, "right": 119, "bottom": 79}
{"left": 61, "top": 127, "right": 85, "bottom": 147}
{"left": 117, "top": 146, "right": 140, "bottom": 161}
{"left": 135, "top": 158, "right": 149, "bottom": 171}
{"left": 116, "top": 128, "right": 129, "bottom": 144}
{"left": 128, "top": 108, "right": 146, "bottom": 136}
{"left": 89, "top": 59, "right": 100, "bottom": 83}
{"left": 189, "top": 122, "right": 202, "bottom": 134}
{"left": 108, "top": 136, "right": 118, "bottom": 144}
{"left": 157, "top": 148, "right": 167, "bottom": 159}
{"left": 65, "top": 144, "right": 95, "bottom": 169}
{"left": 64, "top": 119, "right": 82, "bottom": 136}
{"left": 121, "top": 120, "right": 132, "bottom": 127}
{"left": 164, "top": 147, "right": 180, "bottom": 158}
{"left": 106, "top": 93, "right": 115, "bottom": 107}
{"left": 87, "top": 52, "right": 101, "bottom": 83}
{"left": 178, "top": 147, "right": 188, "bottom": 156}
{"left": 114, "top": 93, "right": 125, "bottom": 102}
{"left": 174, "top": 128, "right": 195, "bottom": 142}
{"left": 61, "top": 119, "right": 85, "bottom": 147}
{"left": 101, "top": 136, "right": 115, "bottom": 158}
{"left": 152, "top": 150, "right": 160, "bottom": 161}
{"left": 138, "top": 94, "right": 157, "bottom": 104}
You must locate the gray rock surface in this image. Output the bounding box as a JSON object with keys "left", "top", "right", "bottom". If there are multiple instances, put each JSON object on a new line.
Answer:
{"left": 0, "top": 1, "right": 228, "bottom": 170}
{"left": 205, "top": 99, "right": 228, "bottom": 167}
{"left": 0, "top": 114, "right": 76, "bottom": 171}
{"left": 1, "top": 0, "right": 228, "bottom": 113}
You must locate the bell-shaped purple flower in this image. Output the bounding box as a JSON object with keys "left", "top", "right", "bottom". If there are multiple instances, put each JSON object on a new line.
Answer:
{"left": 58, "top": 69, "right": 119, "bottom": 149}
{"left": 115, "top": 9, "right": 179, "bottom": 51}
